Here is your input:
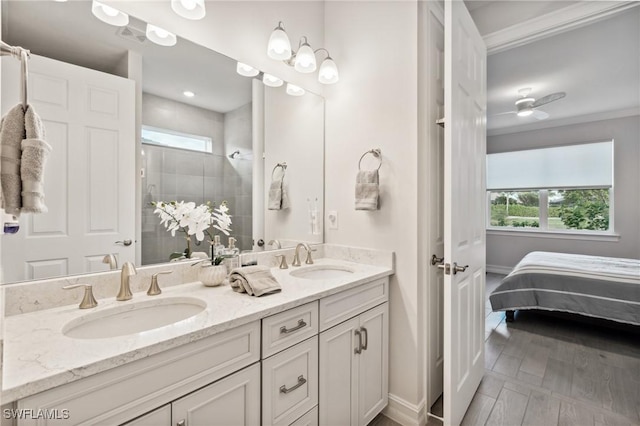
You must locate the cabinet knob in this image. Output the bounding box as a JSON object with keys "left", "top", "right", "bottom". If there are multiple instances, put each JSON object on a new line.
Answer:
{"left": 176, "top": 420, "right": 186, "bottom": 426}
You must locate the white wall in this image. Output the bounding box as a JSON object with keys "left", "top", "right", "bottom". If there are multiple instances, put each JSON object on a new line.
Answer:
{"left": 105, "top": 1, "right": 325, "bottom": 94}
{"left": 324, "top": 0, "right": 423, "bottom": 419}
{"left": 487, "top": 115, "right": 640, "bottom": 269}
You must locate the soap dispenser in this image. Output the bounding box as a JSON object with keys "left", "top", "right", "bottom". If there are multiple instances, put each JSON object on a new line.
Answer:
{"left": 212, "top": 235, "right": 225, "bottom": 257}
{"left": 223, "top": 237, "right": 240, "bottom": 272}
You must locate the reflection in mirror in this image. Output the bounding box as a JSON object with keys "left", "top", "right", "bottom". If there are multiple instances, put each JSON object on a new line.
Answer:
{"left": 0, "top": 1, "right": 324, "bottom": 284}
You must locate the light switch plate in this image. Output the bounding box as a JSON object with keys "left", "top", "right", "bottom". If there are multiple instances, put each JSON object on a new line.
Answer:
{"left": 328, "top": 210, "right": 338, "bottom": 230}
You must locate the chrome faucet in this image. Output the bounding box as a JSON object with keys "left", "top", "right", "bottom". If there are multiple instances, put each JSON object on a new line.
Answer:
{"left": 268, "top": 239, "right": 282, "bottom": 249}
{"left": 292, "top": 243, "right": 314, "bottom": 267}
{"left": 117, "top": 262, "right": 137, "bottom": 301}
{"left": 102, "top": 254, "right": 118, "bottom": 270}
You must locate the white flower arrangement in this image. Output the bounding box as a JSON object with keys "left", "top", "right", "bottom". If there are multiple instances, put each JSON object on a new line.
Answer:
{"left": 151, "top": 201, "right": 232, "bottom": 261}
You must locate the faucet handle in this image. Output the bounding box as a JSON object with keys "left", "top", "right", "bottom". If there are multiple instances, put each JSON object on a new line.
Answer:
{"left": 148, "top": 271, "right": 172, "bottom": 296}
{"left": 305, "top": 248, "right": 316, "bottom": 265}
{"left": 63, "top": 284, "right": 98, "bottom": 309}
{"left": 274, "top": 255, "right": 288, "bottom": 269}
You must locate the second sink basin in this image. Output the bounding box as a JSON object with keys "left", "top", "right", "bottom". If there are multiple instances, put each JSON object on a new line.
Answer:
{"left": 63, "top": 297, "right": 207, "bottom": 339}
{"left": 289, "top": 265, "right": 355, "bottom": 280}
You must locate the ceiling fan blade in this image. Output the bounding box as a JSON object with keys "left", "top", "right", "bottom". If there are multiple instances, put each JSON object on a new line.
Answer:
{"left": 492, "top": 111, "right": 517, "bottom": 116}
{"left": 532, "top": 92, "right": 566, "bottom": 108}
{"left": 532, "top": 109, "right": 549, "bottom": 120}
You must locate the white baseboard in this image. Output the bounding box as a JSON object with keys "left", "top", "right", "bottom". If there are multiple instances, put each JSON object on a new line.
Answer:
{"left": 486, "top": 264, "right": 512, "bottom": 275}
{"left": 383, "top": 394, "right": 426, "bottom": 426}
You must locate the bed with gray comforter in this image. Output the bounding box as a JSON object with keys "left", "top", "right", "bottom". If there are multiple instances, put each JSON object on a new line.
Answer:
{"left": 489, "top": 251, "right": 640, "bottom": 325}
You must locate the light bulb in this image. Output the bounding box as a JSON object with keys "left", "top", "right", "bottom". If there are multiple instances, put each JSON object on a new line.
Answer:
{"left": 236, "top": 62, "right": 260, "bottom": 77}
{"left": 318, "top": 57, "right": 339, "bottom": 84}
{"left": 263, "top": 73, "right": 283, "bottom": 88}
{"left": 146, "top": 24, "right": 177, "bottom": 46}
{"left": 91, "top": 1, "right": 129, "bottom": 26}
{"left": 286, "top": 84, "right": 305, "bottom": 96}
{"left": 517, "top": 108, "right": 533, "bottom": 117}
{"left": 171, "top": 0, "right": 206, "bottom": 20}
{"left": 267, "top": 23, "right": 292, "bottom": 60}
{"left": 180, "top": 0, "right": 197, "bottom": 10}
{"left": 294, "top": 42, "right": 316, "bottom": 73}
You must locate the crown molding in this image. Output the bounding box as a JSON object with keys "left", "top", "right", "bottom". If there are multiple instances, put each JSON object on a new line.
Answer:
{"left": 485, "top": 1, "right": 640, "bottom": 55}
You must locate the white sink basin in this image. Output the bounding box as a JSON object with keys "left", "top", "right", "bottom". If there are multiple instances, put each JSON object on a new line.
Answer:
{"left": 63, "top": 297, "right": 206, "bottom": 339}
{"left": 289, "top": 265, "right": 355, "bottom": 280}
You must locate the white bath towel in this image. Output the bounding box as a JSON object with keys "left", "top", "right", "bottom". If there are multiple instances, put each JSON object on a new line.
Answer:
{"left": 355, "top": 170, "right": 379, "bottom": 210}
{"left": 229, "top": 265, "right": 281, "bottom": 297}
{"left": 268, "top": 174, "right": 290, "bottom": 210}
{"left": 0, "top": 104, "right": 26, "bottom": 216}
{"left": 21, "top": 106, "right": 51, "bottom": 213}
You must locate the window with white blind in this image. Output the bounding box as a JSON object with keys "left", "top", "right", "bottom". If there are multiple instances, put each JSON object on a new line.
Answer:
{"left": 141, "top": 125, "right": 213, "bottom": 153}
{"left": 486, "top": 141, "right": 614, "bottom": 233}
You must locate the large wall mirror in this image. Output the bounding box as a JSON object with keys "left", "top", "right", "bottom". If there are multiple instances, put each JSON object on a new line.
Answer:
{"left": 0, "top": 1, "right": 324, "bottom": 284}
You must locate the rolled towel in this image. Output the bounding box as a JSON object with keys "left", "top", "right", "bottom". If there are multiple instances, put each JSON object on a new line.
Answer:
{"left": 355, "top": 170, "right": 379, "bottom": 210}
{"left": 268, "top": 175, "right": 290, "bottom": 210}
{"left": 0, "top": 104, "right": 26, "bottom": 216}
{"left": 21, "top": 106, "right": 51, "bottom": 213}
{"left": 229, "top": 265, "right": 281, "bottom": 297}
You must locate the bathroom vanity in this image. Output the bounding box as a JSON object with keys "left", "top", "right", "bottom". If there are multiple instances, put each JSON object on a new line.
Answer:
{"left": 2, "top": 251, "right": 392, "bottom": 426}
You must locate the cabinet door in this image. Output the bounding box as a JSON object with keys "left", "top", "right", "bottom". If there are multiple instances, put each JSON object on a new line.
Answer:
{"left": 172, "top": 363, "right": 260, "bottom": 426}
{"left": 358, "top": 303, "right": 389, "bottom": 426}
{"left": 318, "top": 317, "right": 359, "bottom": 426}
{"left": 123, "top": 405, "right": 171, "bottom": 426}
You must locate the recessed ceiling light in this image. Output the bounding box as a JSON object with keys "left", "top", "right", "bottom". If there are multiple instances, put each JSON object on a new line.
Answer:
{"left": 183, "top": 91, "right": 195, "bottom": 97}
{"left": 91, "top": 1, "right": 129, "bottom": 26}
{"left": 146, "top": 24, "right": 177, "bottom": 47}
{"left": 263, "top": 73, "right": 283, "bottom": 88}
{"left": 236, "top": 62, "right": 259, "bottom": 77}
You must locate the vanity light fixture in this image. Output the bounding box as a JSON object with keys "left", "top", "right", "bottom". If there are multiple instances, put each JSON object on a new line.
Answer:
{"left": 183, "top": 90, "right": 195, "bottom": 98}
{"left": 267, "top": 22, "right": 339, "bottom": 84}
{"left": 91, "top": 1, "right": 129, "bottom": 26}
{"left": 236, "top": 62, "right": 260, "bottom": 77}
{"left": 267, "top": 22, "right": 292, "bottom": 60}
{"left": 286, "top": 83, "right": 305, "bottom": 97}
{"left": 171, "top": 0, "right": 206, "bottom": 20}
{"left": 146, "top": 24, "right": 177, "bottom": 47}
{"left": 263, "top": 73, "right": 283, "bottom": 88}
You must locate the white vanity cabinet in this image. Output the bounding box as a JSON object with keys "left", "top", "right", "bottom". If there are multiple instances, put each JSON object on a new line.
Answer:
{"left": 318, "top": 279, "right": 389, "bottom": 426}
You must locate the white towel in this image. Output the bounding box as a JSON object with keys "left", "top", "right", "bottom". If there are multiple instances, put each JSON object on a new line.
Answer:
{"left": 229, "top": 265, "right": 281, "bottom": 297}
{"left": 268, "top": 174, "right": 290, "bottom": 210}
{"left": 0, "top": 104, "right": 25, "bottom": 216}
{"left": 21, "top": 106, "right": 51, "bottom": 213}
{"left": 355, "top": 170, "right": 379, "bottom": 210}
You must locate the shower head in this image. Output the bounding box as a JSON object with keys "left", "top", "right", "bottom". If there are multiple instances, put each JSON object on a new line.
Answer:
{"left": 229, "top": 150, "right": 241, "bottom": 159}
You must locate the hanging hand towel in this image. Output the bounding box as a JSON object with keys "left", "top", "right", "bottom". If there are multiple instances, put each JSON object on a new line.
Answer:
{"left": 355, "top": 170, "right": 379, "bottom": 210}
{"left": 268, "top": 174, "right": 290, "bottom": 210}
{"left": 0, "top": 104, "right": 26, "bottom": 216}
{"left": 21, "top": 106, "right": 52, "bottom": 213}
{"left": 229, "top": 265, "right": 281, "bottom": 297}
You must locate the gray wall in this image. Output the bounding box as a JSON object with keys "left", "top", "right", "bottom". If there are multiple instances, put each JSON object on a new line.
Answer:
{"left": 141, "top": 94, "right": 252, "bottom": 265}
{"left": 487, "top": 115, "right": 640, "bottom": 269}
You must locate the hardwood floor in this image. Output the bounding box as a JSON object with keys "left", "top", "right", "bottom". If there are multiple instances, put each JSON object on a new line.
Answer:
{"left": 374, "top": 273, "right": 640, "bottom": 426}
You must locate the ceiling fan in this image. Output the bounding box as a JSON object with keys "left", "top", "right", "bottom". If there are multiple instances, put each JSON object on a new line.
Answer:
{"left": 497, "top": 88, "right": 566, "bottom": 120}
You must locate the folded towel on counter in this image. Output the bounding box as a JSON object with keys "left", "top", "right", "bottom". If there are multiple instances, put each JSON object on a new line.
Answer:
{"left": 355, "top": 170, "right": 379, "bottom": 210}
{"left": 0, "top": 104, "right": 26, "bottom": 216}
{"left": 21, "top": 106, "right": 52, "bottom": 213}
{"left": 229, "top": 265, "right": 281, "bottom": 297}
{"left": 267, "top": 175, "right": 290, "bottom": 210}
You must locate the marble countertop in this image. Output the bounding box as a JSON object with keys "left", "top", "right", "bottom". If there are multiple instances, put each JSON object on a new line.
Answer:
{"left": 2, "top": 258, "right": 393, "bottom": 403}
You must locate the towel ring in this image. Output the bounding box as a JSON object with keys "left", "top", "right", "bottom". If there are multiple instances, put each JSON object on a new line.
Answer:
{"left": 358, "top": 149, "right": 382, "bottom": 171}
{"left": 271, "top": 162, "right": 287, "bottom": 180}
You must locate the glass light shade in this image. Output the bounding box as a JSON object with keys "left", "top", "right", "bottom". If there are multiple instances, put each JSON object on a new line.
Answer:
{"left": 263, "top": 73, "right": 283, "bottom": 88}
{"left": 517, "top": 107, "right": 534, "bottom": 117}
{"left": 286, "top": 84, "right": 305, "bottom": 96}
{"left": 171, "top": 0, "right": 206, "bottom": 20}
{"left": 236, "top": 62, "right": 260, "bottom": 77}
{"left": 146, "top": 24, "right": 177, "bottom": 47}
{"left": 267, "top": 27, "right": 292, "bottom": 60}
{"left": 294, "top": 43, "right": 317, "bottom": 73}
{"left": 91, "top": 1, "right": 129, "bottom": 26}
{"left": 318, "top": 57, "right": 339, "bottom": 84}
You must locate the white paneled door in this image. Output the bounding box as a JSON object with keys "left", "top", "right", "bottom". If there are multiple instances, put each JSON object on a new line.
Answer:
{"left": 443, "top": 1, "right": 487, "bottom": 425}
{"left": 1, "top": 55, "right": 135, "bottom": 282}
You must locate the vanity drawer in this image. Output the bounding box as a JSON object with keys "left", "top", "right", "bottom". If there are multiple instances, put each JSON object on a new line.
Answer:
{"left": 262, "top": 301, "right": 319, "bottom": 358}
{"left": 16, "top": 321, "right": 260, "bottom": 426}
{"left": 262, "top": 336, "right": 319, "bottom": 426}
{"left": 319, "top": 277, "right": 388, "bottom": 331}
{"left": 290, "top": 406, "right": 318, "bottom": 426}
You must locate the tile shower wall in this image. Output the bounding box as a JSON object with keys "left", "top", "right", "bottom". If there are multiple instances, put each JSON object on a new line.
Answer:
{"left": 141, "top": 94, "right": 252, "bottom": 265}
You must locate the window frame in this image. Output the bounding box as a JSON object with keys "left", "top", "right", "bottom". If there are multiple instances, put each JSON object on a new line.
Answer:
{"left": 141, "top": 125, "right": 213, "bottom": 154}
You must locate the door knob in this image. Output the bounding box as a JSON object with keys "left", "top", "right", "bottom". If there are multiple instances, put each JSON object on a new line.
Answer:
{"left": 452, "top": 262, "right": 469, "bottom": 275}
{"left": 115, "top": 239, "right": 132, "bottom": 246}
{"left": 431, "top": 254, "right": 444, "bottom": 266}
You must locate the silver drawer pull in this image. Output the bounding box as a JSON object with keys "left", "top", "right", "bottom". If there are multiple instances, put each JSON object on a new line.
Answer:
{"left": 279, "top": 375, "right": 307, "bottom": 394}
{"left": 354, "top": 329, "right": 362, "bottom": 354}
{"left": 177, "top": 420, "right": 186, "bottom": 426}
{"left": 361, "top": 326, "right": 368, "bottom": 350}
{"left": 280, "top": 319, "right": 306, "bottom": 334}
